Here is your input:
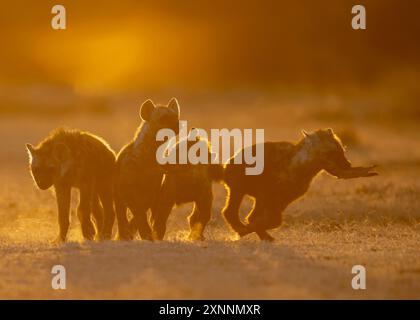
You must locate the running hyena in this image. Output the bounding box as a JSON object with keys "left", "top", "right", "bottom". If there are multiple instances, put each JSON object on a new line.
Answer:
{"left": 115, "top": 98, "right": 180, "bottom": 240}
{"left": 222, "top": 128, "right": 378, "bottom": 241}
{"left": 150, "top": 131, "right": 224, "bottom": 241}
{"left": 26, "top": 129, "right": 116, "bottom": 243}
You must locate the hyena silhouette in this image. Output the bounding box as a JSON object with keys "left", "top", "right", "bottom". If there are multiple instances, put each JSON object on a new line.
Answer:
{"left": 150, "top": 132, "right": 223, "bottom": 241}
{"left": 26, "top": 129, "right": 116, "bottom": 243}
{"left": 115, "top": 98, "right": 180, "bottom": 240}
{"left": 222, "top": 128, "right": 378, "bottom": 241}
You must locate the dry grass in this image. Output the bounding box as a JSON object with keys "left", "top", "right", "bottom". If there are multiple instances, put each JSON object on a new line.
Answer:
{"left": 1, "top": 97, "right": 420, "bottom": 299}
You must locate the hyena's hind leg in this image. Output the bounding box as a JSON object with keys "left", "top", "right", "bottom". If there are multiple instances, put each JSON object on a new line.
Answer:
{"left": 188, "top": 192, "right": 212, "bottom": 241}
{"left": 150, "top": 182, "right": 176, "bottom": 240}
{"left": 98, "top": 183, "right": 116, "bottom": 240}
{"left": 77, "top": 186, "right": 96, "bottom": 241}
{"left": 128, "top": 201, "right": 153, "bottom": 241}
{"left": 221, "top": 186, "right": 248, "bottom": 237}
{"left": 245, "top": 198, "right": 283, "bottom": 242}
{"left": 150, "top": 202, "right": 175, "bottom": 241}
{"left": 244, "top": 199, "right": 274, "bottom": 241}
{"left": 91, "top": 194, "right": 104, "bottom": 240}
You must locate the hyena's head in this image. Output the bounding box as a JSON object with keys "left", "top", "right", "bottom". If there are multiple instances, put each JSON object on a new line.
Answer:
{"left": 140, "top": 97, "right": 180, "bottom": 134}
{"left": 25, "top": 142, "right": 72, "bottom": 190}
{"left": 300, "top": 128, "right": 351, "bottom": 174}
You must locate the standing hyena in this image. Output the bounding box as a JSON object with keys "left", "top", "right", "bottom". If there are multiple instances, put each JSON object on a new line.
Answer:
{"left": 115, "top": 98, "right": 180, "bottom": 240}
{"left": 222, "top": 128, "right": 378, "bottom": 241}
{"left": 26, "top": 129, "right": 116, "bottom": 243}
{"left": 150, "top": 133, "right": 224, "bottom": 241}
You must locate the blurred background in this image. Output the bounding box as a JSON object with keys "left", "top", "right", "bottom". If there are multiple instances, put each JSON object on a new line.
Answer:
{"left": 1, "top": 0, "right": 420, "bottom": 177}
{"left": 1, "top": 0, "right": 419, "bottom": 167}
{"left": 1, "top": 2, "right": 420, "bottom": 299}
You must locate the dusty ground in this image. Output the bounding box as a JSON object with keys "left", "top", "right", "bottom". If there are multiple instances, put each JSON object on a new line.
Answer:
{"left": 1, "top": 98, "right": 420, "bottom": 299}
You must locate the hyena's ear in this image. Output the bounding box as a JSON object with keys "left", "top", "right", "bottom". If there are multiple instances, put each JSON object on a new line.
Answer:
{"left": 326, "top": 128, "right": 335, "bottom": 136}
{"left": 140, "top": 99, "right": 155, "bottom": 121}
{"left": 53, "top": 143, "right": 71, "bottom": 161}
{"left": 168, "top": 97, "right": 180, "bottom": 117}
{"left": 26, "top": 143, "right": 36, "bottom": 160}
{"left": 301, "top": 130, "right": 310, "bottom": 138}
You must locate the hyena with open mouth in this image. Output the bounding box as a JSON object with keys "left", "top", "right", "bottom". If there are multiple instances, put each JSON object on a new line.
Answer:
{"left": 222, "top": 128, "right": 377, "bottom": 241}
{"left": 115, "top": 98, "right": 180, "bottom": 240}
{"left": 26, "top": 129, "right": 116, "bottom": 243}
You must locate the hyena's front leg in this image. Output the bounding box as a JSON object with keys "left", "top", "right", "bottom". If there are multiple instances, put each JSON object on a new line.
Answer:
{"left": 188, "top": 193, "right": 212, "bottom": 241}
{"left": 98, "top": 182, "right": 116, "bottom": 240}
{"left": 77, "top": 186, "right": 96, "bottom": 241}
{"left": 150, "top": 183, "right": 175, "bottom": 240}
{"left": 54, "top": 183, "right": 71, "bottom": 243}
{"left": 91, "top": 194, "right": 104, "bottom": 240}
{"left": 243, "top": 199, "right": 272, "bottom": 240}
{"left": 115, "top": 194, "right": 132, "bottom": 240}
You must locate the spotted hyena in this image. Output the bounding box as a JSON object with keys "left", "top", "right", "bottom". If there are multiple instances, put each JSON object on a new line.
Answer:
{"left": 222, "top": 128, "right": 378, "bottom": 241}
{"left": 150, "top": 132, "right": 224, "bottom": 241}
{"left": 26, "top": 129, "right": 116, "bottom": 243}
{"left": 115, "top": 98, "right": 180, "bottom": 240}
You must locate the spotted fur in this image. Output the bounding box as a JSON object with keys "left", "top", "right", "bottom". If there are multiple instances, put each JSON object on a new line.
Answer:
{"left": 26, "top": 129, "right": 116, "bottom": 242}
{"left": 150, "top": 134, "right": 223, "bottom": 241}
{"left": 115, "top": 98, "right": 180, "bottom": 240}
{"left": 222, "top": 128, "right": 376, "bottom": 241}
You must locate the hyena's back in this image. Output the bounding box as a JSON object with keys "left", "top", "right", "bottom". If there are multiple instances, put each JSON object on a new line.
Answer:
{"left": 224, "top": 141, "right": 297, "bottom": 196}
{"left": 47, "top": 129, "right": 116, "bottom": 183}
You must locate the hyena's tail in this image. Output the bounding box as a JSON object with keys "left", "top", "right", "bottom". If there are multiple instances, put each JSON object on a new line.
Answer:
{"left": 208, "top": 164, "right": 224, "bottom": 182}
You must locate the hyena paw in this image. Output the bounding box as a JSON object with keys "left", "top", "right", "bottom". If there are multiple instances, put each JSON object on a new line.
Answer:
{"left": 51, "top": 236, "right": 65, "bottom": 245}
{"left": 117, "top": 231, "right": 134, "bottom": 241}
{"left": 237, "top": 226, "right": 251, "bottom": 237}
{"left": 81, "top": 222, "right": 95, "bottom": 241}
{"left": 95, "top": 232, "right": 111, "bottom": 242}
{"left": 101, "top": 232, "right": 113, "bottom": 241}
{"left": 151, "top": 231, "right": 164, "bottom": 241}
{"left": 258, "top": 231, "right": 275, "bottom": 242}
{"left": 188, "top": 232, "right": 205, "bottom": 241}
{"left": 139, "top": 233, "right": 153, "bottom": 241}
